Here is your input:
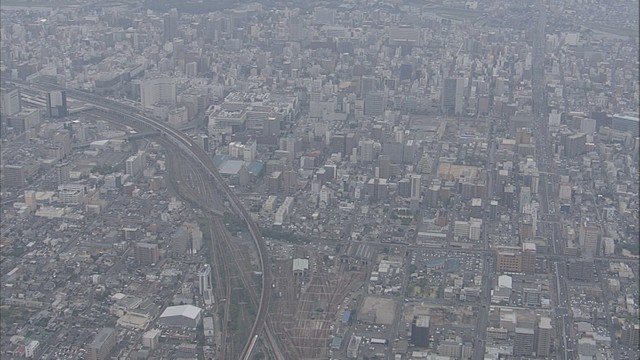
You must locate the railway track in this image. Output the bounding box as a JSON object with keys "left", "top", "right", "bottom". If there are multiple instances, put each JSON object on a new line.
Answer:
{"left": 16, "top": 81, "right": 272, "bottom": 360}
{"left": 163, "top": 146, "right": 247, "bottom": 359}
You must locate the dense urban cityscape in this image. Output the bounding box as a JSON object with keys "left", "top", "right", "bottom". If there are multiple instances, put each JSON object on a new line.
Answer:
{"left": 0, "top": 0, "right": 638, "bottom": 359}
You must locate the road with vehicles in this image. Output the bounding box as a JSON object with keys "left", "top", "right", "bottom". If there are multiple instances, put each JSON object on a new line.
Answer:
{"left": 16, "top": 80, "right": 274, "bottom": 360}
{"left": 530, "top": 1, "right": 575, "bottom": 359}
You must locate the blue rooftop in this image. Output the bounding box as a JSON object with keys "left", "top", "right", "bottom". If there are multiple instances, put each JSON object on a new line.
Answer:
{"left": 212, "top": 154, "right": 230, "bottom": 168}
{"left": 341, "top": 309, "right": 351, "bottom": 323}
{"left": 248, "top": 161, "right": 265, "bottom": 176}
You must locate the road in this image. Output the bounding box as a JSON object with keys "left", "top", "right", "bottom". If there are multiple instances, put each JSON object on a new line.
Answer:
{"left": 472, "top": 114, "right": 497, "bottom": 360}
{"left": 17, "top": 80, "right": 274, "bottom": 360}
{"left": 530, "top": 1, "right": 576, "bottom": 359}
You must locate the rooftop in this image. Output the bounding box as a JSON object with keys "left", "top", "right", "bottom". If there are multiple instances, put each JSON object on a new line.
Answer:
{"left": 159, "top": 305, "right": 202, "bottom": 320}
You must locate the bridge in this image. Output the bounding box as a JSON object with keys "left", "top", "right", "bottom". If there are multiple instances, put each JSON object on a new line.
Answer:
{"left": 71, "top": 130, "right": 162, "bottom": 149}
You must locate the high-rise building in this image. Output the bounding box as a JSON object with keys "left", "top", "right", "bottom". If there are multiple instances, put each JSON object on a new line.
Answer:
{"left": 611, "top": 114, "right": 640, "bottom": 136}
{"left": 58, "top": 184, "right": 86, "bottom": 204}
{"left": 535, "top": 317, "right": 553, "bottom": 357}
{"left": 142, "top": 329, "right": 160, "bottom": 350}
{"left": 513, "top": 327, "right": 535, "bottom": 356}
{"left": 410, "top": 174, "right": 422, "bottom": 200}
{"left": 263, "top": 116, "right": 281, "bottom": 138}
{"left": 580, "top": 222, "right": 601, "bottom": 256}
{"left": 141, "top": 77, "right": 177, "bottom": 109}
{"left": 53, "top": 130, "right": 71, "bottom": 158}
{"left": 378, "top": 155, "right": 391, "bottom": 179}
{"left": 125, "top": 152, "right": 146, "bottom": 177}
{"left": 46, "top": 91, "right": 68, "bottom": 118}
{"left": 621, "top": 324, "right": 640, "bottom": 348}
{"left": 469, "top": 218, "right": 482, "bottom": 241}
{"left": 411, "top": 315, "right": 430, "bottom": 348}
{"left": 364, "top": 91, "right": 386, "bottom": 116}
{"left": 88, "top": 328, "right": 116, "bottom": 360}
{"left": 403, "top": 139, "right": 415, "bottom": 164}
{"left": 454, "top": 221, "right": 471, "bottom": 239}
{"left": 359, "top": 139, "right": 375, "bottom": 163}
{"left": 198, "top": 265, "right": 214, "bottom": 306}
{"left": 56, "top": 162, "right": 71, "bottom": 185}
{"left": 0, "top": 85, "right": 21, "bottom": 116}
{"left": 2, "top": 165, "right": 26, "bottom": 188}
{"left": 521, "top": 242, "right": 537, "bottom": 274}
{"left": 163, "top": 8, "right": 179, "bottom": 42}
{"left": 135, "top": 242, "right": 159, "bottom": 266}
{"left": 287, "top": 16, "right": 304, "bottom": 41}
{"left": 437, "top": 340, "right": 462, "bottom": 358}
{"left": 441, "top": 78, "right": 464, "bottom": 115}
{"left": 496, "top": 249, "right": 522, "bottom": 273}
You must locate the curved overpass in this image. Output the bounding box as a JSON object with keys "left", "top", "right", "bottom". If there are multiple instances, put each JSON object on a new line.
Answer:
{"left": 23, "top": 82, "right": 271, "bottom": 360}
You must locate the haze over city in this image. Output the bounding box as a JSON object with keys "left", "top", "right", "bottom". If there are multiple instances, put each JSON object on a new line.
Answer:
{"left": 0, "top": 0, "right": 638, "bottom": 360}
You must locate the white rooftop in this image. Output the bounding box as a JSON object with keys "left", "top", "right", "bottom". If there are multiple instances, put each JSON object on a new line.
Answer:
{"left": 219, "top": 160, "right": 244, "bottom": 175}
{"left": 160, "top": 305, "right": 202, "bottom": 320}
{"left": 498, "top": 275, "right": 512, "bottom": 289}
{"left": 293, "top": 258, "right": 309, "bottom": 271}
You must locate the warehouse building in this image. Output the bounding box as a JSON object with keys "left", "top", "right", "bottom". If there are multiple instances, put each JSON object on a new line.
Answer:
{"left": 158, "top": 305, "right": 202, "bottom": 329}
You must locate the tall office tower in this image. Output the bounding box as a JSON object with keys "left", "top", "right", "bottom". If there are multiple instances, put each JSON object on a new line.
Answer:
{"left": 198, "top": 265, "right": 214, "bottom": 306}
{"left": 437, "top": 341, "right": 461, "bottom": 358}
{"left": 580, "top": 222, "right": 601, "bottom": 256}
{"left": 141, "top": 77, "right": 177, "bottom": 109}
{"left": 199, "top": 135, "right": 210, "bottom": 152}
{"left": 163, "top": 8, "right": 179, "bottom": 42}
{"left": 263, "top": 116, "right": 281, "bottom": 138}
{"left": 535, "top": 317, "right": 553, "bottom": 357}
{"left": 521, "top": 242, "right": 537, "bottom": 274}
{"left": 135, "top": 242, "right": 159, "bottom": 266}
{"left": 496, "top": 249, "right": 522, "bottom": 273}
{"left": 621, "top": 324, "right": 640, "bottom": 348}
{"left": 469, "top": 218, "right": 482, "bottom": 241}
{"left": 125, "top": 154, "right": 143, "bottom": 176}
{"left": 358, "top": 139, "right": 375, "bottom": 163}
{"left": 399, "top": 63, "right": 413, "bottom": 81}
{"left": 88, "top": 328, "right": 116, "bottom": 360}
{"left": 287, "top": 16, "right": 304, "bottom": 41}
{"left": 360, "top": 76, "right": 379, "bottom": 97}
{"left": 345, "top": 133, "right": 358, "bottom": 155}
{"left": 410, "top": 174, "right": 422, "bottom": 200}
{"left": 56, "top": 161, "right": 71, "bottom": 185}
{"left": 411, "top": 315, "right": 430, "bottom": 348}
{"left": 46, "top": 91, "right": 67, "bottom": 118}
{"left": 364, "top": 91, "right": 385, "bottom": 116}
{"left": 611, "top": 113, "right": 640, "bottom": 136}
{"left": 185, "top": 61, "right": 198, "bottom": 77}
{"left": 330, "top": 133, "right": 346, "bottom": 155}
{"left": 564, "top": 133, "right": 587, "bottom": 158}
{"left": 441, "top": 78, "right": 464, "bottom": 115}
{"left": 2, "top": 165, "right": 26, "bottom": 187}
{"left": 398, "top": 178, "right": 411, "bottom": 197}
{"left": 0, "top": 85, "right": 21, "bottom": 116}
{"left": 53, "top": 130, "right": 72, "bottom": 158}
{"left": 378, "top": 155, "right": 391, "bottom": 179}
{"left": 579, "top": 222, "right": 602, "bottom": 257}
{"left": 513, "top": 327, "right": 535, "bottom": 356}
{"left": 403, "top": 140, "right": 415, "bottom": 164}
